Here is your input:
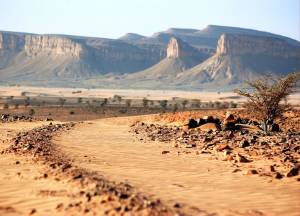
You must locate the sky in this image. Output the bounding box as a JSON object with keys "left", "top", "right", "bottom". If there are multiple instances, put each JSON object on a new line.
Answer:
{"left": 0, "top": 0, "right": 299, "bottom": 40}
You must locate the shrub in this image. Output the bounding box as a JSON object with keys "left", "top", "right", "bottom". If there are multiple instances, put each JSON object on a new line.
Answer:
{"left": 213, "top": 101, "right": 221, "bottom": 109}
{"left": 159, "top": 100, "right": 168, "bottom": 110}
{"left": 113, "top": 95, "right": 122, "bottom": 104}
{"left": 228, "top": 101, "right": 238, "bottom": 108}
{"left": 191, "top": 99, "right": 201, "bottom": 108}
{"left": 181, "top": 100, "right": 188, "bottom": 109}
{"left": 24, "top": 97, "right": 30, "bottom": 107}
{"left": 58, "top": 98, "right": 66, "bottom": 107}
{"left": 100, "top": 98, "right": 108, "bottom": 107}
{"left": 234, "top": 72, "right": 300, "bottom": 132}
{"left": 172, "top": 103, "right": 178, "bottom": 113}
{"left": 142, "top": 97, "right": 148, "bottom": 108}
{"left": 125, "top": 99, "right": 132, "bottom": 108}
{"left": 29, "top": 108, "right": 35, "bottom": 116}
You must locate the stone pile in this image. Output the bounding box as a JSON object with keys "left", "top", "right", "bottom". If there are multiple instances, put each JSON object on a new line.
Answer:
{"left": 186, "top": 112, "right": 281, "bottom": 133}
{"left": 1, "top": 113, "right": 34, "bottom": 122}
{"left": 131, "top": 113, "right": 300, "bottom": 180}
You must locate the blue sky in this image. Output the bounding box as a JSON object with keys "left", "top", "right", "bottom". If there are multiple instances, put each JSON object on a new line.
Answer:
{"left": 0, "top": 0, "right": 299, "bottom": 40}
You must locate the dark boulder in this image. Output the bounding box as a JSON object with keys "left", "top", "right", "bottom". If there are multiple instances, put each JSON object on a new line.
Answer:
{"left": 187, "top": 118, "right": 198, "bottom": 129}
{"left": 202, "top": 116, "right": 215, "bottom": 123}
{"left": 239, "top": 139, "right": 250, "bottom": 148}
{"left": 197, "top": 118, "right": 206, "bottom": 126}
{"left": 271, "top": 123, "right": 280, "bottom": 132}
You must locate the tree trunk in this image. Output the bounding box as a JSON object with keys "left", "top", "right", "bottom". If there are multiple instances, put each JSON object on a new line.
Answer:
{"left": 262, "top": 120, "right": 268, "bottom": 133}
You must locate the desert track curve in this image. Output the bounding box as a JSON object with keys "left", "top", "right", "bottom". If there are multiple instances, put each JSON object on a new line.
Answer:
{"left": 54, "top": 116, "right": 300, "bottom": 216}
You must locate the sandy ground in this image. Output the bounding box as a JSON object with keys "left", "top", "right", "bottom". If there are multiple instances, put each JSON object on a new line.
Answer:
{"left": 53, "top": 116, "right": 300, "bottom": 216}
{"left": 0, "top": 121, "right": 80, "bottom": 216}
{"left": 0, "top": 115, "right": 299, "bottom": 215}
{"left": 1, "top": 86, "right": 299, "bottom": 104}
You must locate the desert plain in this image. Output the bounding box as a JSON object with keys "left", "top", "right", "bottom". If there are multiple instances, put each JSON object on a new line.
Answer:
{"left": 0, "top": 87, "right": 299, "bottom": 216}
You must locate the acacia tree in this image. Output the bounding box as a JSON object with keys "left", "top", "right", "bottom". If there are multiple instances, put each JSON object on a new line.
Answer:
{"left": 234, "top": 72, "right": 299, "bottom": 132}
{"left": 181, "top": 100, "right": 188, "bottom": 109}
{"left": 58, "top": 98, "right": 66, "bottom": 107}
{"left": 142, "top": 97, "right": 148, "bottom": 108}
{"left": 113, "top": 95, "right": 122, "bottom": 104}
{"left": 159, "top": 100, "right": 168, "bottom": 110}
{"left": 125, "top": 99, "right": 132, "bottom": 108}
{"left": 101, "top": 98, "right": 108, "bottom": 107}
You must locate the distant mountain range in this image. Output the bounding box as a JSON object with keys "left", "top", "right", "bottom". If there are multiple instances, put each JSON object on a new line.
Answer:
{"left": 0, "top": 25, "right": 299, "bottom": 90}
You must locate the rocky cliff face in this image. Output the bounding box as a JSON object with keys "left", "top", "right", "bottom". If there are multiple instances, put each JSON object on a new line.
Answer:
{"left": 167, "top": 37, "right": 181, "bottom": 58}
{"left": 24, "top": 35, "right": 83, "bottom": 57}
{"left": 0, "top": 32, "right": 25, "bottom": 51}
{"left": 0, "top": 31, "right": 166, "bottom": 78}
{"left": 0, "top": 32, "right": 83, "bottom": 57}
{"left": 1, "top": 27, "right": 300, "bottom": 90}
{"left": 174, "top": 34, "right": 300, "bottom": 90}
{"left": 217, "top": 34, "right": 300, "bottom": 57}
{"left": 166, "top": 37, "right": 210, "bottom": 60}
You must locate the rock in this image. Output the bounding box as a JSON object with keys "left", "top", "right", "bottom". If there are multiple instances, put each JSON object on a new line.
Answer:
{"left": 236, "top": 118, "right": 249, "bottom": 124}
{"left": 279, "top": 137, "right": 287, "bottom": 143}
{"left": 202, "top": 116, "right": 215, "bottom": 123}
{"left": 224, "top": 112, "right": 235, "bottom": 122}
{"left": 271, "top": 123, "right": 280, "bottom": 132}
{"left": 56, "top": 203, "right": 64, "bottom": 210}
{"left": 173, "top": 203, "right": 181, "bottom": 208}
{"left": 199, "top": 123, "right": 219, "bottom": 132}
{"left": 29, "top": 208, "right": 36, "bottom": 215}
{"left": 187, "top": 118, "right": 198, "bottom": 129}
{"left": 223, "top": 113, "right": 236, "bottom": 131}
{"left": 249, "top": 120, "right": 260, "bottom": 126}
{"left": 239, "top": 139, "right": 250, "bottom": 148}
{"left": 180, "top": 131, "right": 187, "bottom": 137}
{"left": 232, "top": 168, "right": 242, "bottom": 173}
{"left": 172, "top": 143, "right": 179, "bottom": 148}
{"left": 236, "top": 153, "right": 250, "bottom": 163}
{"left": 203, "top": 136, "right": 212, "bottom": 142}
{"left": 214, "top": 118, "right": 222, "bottom": 125}
{"left": 225, "top": 154, "right": 234, "bottom": 161}
{"left": 226, "top": 131, "right": 235, "bottom": 139}
{"left": 274, "top": 172, "right": 283, "bottom": 179}
{"left": 244, "top": 169, "right": 258, "bottom": 175}
{"left": 23, "top": 143, "right": 33, "bottom": 151}
{"left": 286, "top": 167, "right": 299, "bottom": 177}
{"left": 269, "top": 165, "right": 276, "bottom": 172}
{"left": 222, "top": 122, "right": 236, "bottom": 131}
{"left": 215, "top": 144, "right": 230, "bottom": 151}
{"left": 161, "top": 150, "right": 170, "bottom": 154}
{"left": 186, "top": 144, "right": 196, "bottom": 148}
{"left": 197, "top": 118, "right": 206, "bottom": 126}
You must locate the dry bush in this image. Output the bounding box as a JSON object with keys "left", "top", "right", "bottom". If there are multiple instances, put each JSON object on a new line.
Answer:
{"left": 3, "top": 103, "right": 9, "bottom": 109}
{"left": 234, "top": 72, "right": 300, "bottom": 131}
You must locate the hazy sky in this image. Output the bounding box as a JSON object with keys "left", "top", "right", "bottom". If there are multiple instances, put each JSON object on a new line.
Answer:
{"left": 0, "top": 0, "right": 299, "bottom": 40}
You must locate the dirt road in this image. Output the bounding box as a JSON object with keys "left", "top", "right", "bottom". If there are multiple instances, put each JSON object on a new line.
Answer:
{"left": 54, "top": 116, "right": 300, "bottom": 216}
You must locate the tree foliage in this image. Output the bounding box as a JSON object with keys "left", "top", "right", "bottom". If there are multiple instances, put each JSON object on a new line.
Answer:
{"left": 234, "top": 72, "right": 299, "bottom": 125}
